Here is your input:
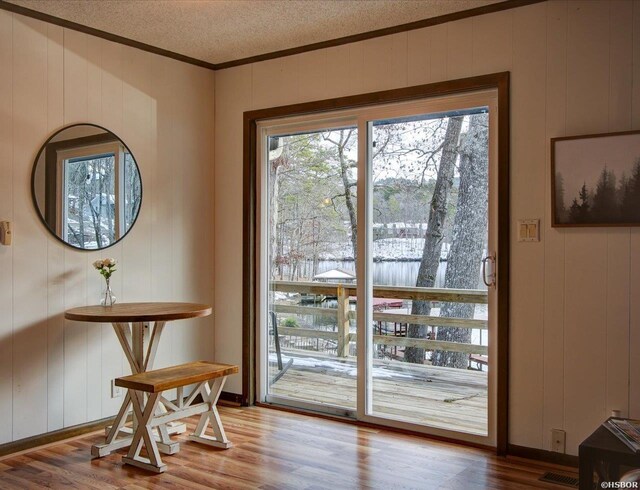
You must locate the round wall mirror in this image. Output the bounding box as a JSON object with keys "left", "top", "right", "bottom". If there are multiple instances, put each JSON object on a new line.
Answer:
{"left": 32, "top": 123, "right": 142, "bottom": 250}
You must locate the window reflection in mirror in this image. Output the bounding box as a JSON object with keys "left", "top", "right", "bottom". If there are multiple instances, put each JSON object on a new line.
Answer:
{"left": 32, "top": 124, "right": 142, "bottom": 250}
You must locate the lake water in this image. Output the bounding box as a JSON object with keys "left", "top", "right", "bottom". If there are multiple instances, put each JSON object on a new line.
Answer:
{"left": 286, "top": 259, "right": 448, "bottom": 287}
{"left": 286, "top": 259, "right": 489, "bottom": 289}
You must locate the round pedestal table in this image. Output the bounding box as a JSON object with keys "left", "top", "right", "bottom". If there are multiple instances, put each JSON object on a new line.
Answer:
{"left": 64, "top": 302, "right": 212, "bottom": 457}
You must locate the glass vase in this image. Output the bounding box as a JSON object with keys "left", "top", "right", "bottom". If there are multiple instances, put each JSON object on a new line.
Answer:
{"left": 101, "top": 278, "right": 116, "bottom": 306}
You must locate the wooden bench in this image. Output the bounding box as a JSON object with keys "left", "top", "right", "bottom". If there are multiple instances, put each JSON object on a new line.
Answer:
{"left": 115, "top": 361, "right": 238, "bottom": 473}
{"left": 468, "top": 354, "right": 488, "bottom": 371}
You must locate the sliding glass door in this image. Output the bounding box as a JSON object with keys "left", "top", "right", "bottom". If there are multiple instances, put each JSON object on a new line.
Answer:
{"left": 258, "top": 92, "right": 498, "bottom": 445}
{"left": 362, "top": 107, "right": 492, "bottom": 439}
{"left": 261, "top": 120, "right": 359, "bottom": 416}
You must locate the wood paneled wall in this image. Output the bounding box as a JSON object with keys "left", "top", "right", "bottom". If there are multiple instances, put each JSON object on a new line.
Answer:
{"left": 214, "top": 0, "right": 640, "bottom": 455}
{"left": 0, "top": 11, "right": 215, "bottom": 444}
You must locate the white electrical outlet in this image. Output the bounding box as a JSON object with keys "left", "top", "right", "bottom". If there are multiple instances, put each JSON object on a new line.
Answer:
{"left": 111, "top": 379, "right": 123, "bottom": 398}
{"left": 551, "top": 429, "right": 566, "bottom": 453}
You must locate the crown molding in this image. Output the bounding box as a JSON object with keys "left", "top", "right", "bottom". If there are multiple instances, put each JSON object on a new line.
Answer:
{"left": 0, "top": 0, "right": 545, "bottom": 72}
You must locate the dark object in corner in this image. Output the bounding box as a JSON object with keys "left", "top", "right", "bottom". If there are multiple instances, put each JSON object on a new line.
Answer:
{"left": 579, "top": 422, "right": 640, "bottom": 489}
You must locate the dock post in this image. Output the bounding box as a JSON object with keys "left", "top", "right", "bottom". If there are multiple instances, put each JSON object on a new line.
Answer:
{"left": 337, "top": 285, "right": 350, "bottom": 357}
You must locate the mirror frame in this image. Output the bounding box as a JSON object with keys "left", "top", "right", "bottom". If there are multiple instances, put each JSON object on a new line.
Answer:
{"left": 31, "top": 123, "right": 143, "bottom": 251}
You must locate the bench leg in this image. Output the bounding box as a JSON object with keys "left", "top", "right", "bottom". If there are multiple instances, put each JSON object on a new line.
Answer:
{"left": 156, "top": 422, "right": 181, "bottom": 455}
{"left": 188, "top": 377, "right": 231, "bottom": 449}
{"left": 122, "top": 391, "right": 167, "bottom": 473}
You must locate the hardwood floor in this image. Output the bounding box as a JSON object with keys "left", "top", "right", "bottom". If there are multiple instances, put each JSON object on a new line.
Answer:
{"left": 0, "top": 405, "right": 576, "bottom": 489}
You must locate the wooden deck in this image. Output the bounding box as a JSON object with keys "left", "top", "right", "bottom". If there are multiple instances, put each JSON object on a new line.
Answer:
{"left": 269, "top": 351, "right": 488, "bottom": 436}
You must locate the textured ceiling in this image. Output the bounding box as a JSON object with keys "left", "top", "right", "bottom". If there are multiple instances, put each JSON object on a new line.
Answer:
{"left": 6, "top": 0, "right": 503, "bottom": 65}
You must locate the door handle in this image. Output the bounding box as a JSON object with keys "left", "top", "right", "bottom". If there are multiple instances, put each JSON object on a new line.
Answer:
{"left": 481, "top": 253, "right": 496, "bottom": 288}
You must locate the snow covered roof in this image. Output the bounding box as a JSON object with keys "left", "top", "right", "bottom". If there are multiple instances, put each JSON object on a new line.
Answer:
{"left": 313, "top": 268, "right": 356, "bottom": 280}
{"left": 386, "top": 222, "right": 428, "bottom": 229}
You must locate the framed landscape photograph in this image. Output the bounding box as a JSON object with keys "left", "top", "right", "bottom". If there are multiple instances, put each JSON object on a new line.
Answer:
{"left": 551, "top": 130, "right": 640, "bottom": 227}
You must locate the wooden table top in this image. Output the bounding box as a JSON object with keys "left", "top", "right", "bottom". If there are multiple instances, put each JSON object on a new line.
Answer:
{"left": 64, "top": 302, "right": 212, "bottom": 323}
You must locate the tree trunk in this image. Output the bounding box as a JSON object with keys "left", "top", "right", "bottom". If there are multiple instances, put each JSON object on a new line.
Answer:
{"left": 431, "top": 114, "right": 489, "bottom": 369}
{"left": 404, "top": 116, "right": 463, "bottom": 364}
{"left": 337, "top": 130, "right": 357, "bottom": 260}
{"left": 268, "top": 148, "right": 284, "bottom": 280}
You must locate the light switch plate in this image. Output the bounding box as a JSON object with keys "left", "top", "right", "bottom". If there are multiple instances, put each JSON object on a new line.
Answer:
{"left": 517, "top": 219, "right": 539, "bottom": 242}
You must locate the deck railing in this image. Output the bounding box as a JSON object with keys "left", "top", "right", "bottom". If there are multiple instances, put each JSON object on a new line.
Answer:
{"left": 271, "top": 281, "right": 488, "bottom": 358}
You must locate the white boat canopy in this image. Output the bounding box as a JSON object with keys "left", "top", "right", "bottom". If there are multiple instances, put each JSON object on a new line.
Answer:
{"left": 313, "top": 268, "right": 356, "bottom": 281}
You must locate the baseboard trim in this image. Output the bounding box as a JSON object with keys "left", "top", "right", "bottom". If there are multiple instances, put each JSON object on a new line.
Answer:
{"left": 0, "top": 391, "right": 243, "bottom": 459}
{"left": 219, "top": 391, "right": 243, "bottom": 406}
{"left": 507, "top": 444, "right": 578, "bottom": 468}
{"left": 0, "top": 416, "right": 115, "bottom": 459}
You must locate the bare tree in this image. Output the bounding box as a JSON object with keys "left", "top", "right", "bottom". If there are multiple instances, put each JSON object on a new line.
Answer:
{"left": 323, "top": 130, "right": 358, "bottom": 259}
{"left": 405, "top": 116, "right": 463, "bottom": 364}
{"left": 272, "top": 132, "right": 346, "bottom": 279}
{"left": 431, "top": 113, "right": 488, "bottom": 368}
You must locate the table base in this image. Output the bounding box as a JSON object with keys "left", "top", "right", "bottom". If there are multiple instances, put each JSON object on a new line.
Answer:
{"left": 92, "top": 422, "right": 186, "bottom": 458}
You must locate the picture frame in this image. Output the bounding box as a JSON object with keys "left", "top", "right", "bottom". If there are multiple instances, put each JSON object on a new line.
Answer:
{"left": 551, "top": 129, "right": 640, "bottom": 227}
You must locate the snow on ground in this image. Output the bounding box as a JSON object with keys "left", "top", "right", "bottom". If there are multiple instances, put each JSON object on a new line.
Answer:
{"left": 268, "top": 352, "right": 415, "bottom": 379}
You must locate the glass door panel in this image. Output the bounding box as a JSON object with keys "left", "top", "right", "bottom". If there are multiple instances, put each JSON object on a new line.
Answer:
{"left": 259, "top": 92, "right": 498, "bottom": 444}
{"left": 265, "top": 126, "right": 359, "bottom": 415}
{"left": 367, "top": 109, "right": 490, "bottom": 436}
